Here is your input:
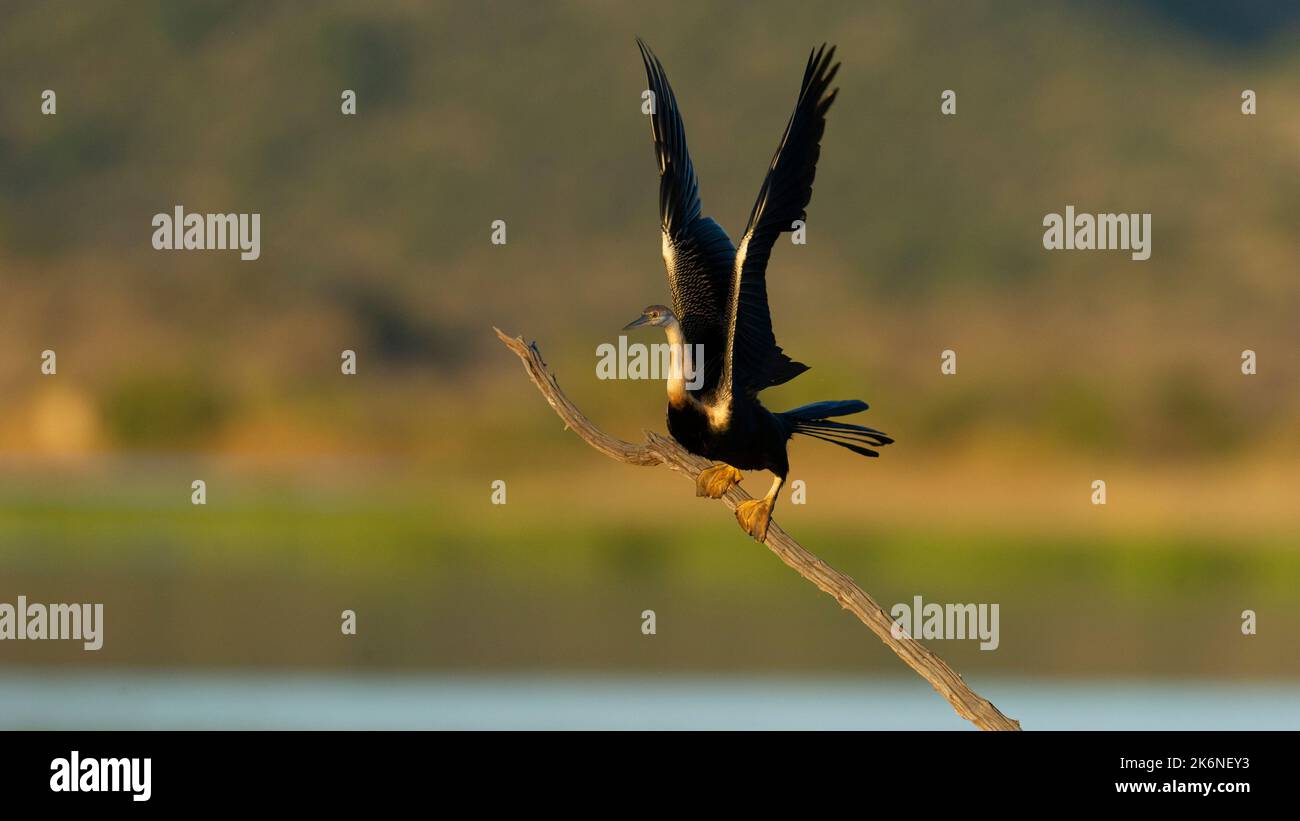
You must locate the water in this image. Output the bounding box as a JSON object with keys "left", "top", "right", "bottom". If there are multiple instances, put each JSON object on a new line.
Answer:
{"left": 2, "top": 671, "right": 1296, "bottom": 730}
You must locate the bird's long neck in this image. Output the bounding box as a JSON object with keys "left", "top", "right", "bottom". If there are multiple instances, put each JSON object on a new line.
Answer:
{"left": 662, "top": 318, "right": 692, "bottom": 408}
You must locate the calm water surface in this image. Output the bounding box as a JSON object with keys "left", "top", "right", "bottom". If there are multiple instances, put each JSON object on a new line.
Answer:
{"left": 2, "top": 671, "right": 1296, "bottom": 730}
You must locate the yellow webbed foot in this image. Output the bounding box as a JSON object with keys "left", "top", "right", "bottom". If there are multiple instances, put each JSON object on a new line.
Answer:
{"left": 696, "top": 463, "right": 743, "bottom": 499}
{"left": 735, "top": 497, "right": 774, "bottom": 542}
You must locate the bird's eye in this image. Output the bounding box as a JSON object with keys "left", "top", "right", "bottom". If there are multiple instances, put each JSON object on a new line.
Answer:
{"left": 650, "top": 311, "right": 659, "bottom": 318}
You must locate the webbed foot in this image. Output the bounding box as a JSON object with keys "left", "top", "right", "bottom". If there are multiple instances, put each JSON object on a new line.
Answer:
{"left": 735, "top": 497, "right": 774, "bottom": 542}
{"left": 695, "top": 463, "right": 743, "bottom": 499}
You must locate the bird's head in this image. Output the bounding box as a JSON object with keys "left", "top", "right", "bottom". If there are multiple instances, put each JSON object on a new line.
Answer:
{"left": 622, "top": 304, "right": 675, "bottom": 331}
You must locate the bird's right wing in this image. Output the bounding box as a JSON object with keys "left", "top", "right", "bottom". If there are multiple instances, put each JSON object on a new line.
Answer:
{"left": 638, "top": 39, "right": 735, "bottom": 368}
{"left": 720, "top": 44, "right": 837, "bottom": 401}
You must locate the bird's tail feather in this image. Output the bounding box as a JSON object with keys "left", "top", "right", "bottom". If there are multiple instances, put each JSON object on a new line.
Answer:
{"left": 780, "top": 400, "right": 893, "bottom": 458}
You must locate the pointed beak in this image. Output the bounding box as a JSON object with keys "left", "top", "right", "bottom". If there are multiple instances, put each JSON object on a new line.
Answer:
{"left": 622, "top": 315, "right": 650, "bottom": 331}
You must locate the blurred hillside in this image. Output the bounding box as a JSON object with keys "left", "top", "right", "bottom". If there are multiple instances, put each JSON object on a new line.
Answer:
{"left": 0, "top": 0, "right": 1297, "bottom": 465}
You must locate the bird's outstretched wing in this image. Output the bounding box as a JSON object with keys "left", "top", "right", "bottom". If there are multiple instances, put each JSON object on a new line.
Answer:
{"left": 638, "top": 39, "right": 734, "bottom": 390}
{"left": 721, "top": 45, "right": 838, "bottom": 400}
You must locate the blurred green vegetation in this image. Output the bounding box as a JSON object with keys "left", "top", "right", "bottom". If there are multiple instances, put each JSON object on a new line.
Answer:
{"left": 1, "top": 466, "right": 1295, "bottom": 676}
{"left": 0, "top": 1, "right": 1296, "bottom": 677}
{"left": 100, "top": 371, "right": 230, "bottom": 447}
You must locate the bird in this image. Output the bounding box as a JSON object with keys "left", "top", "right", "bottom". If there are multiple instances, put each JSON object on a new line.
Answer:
{"left": 622, "top": 38, "right": 893, "bottom": 542}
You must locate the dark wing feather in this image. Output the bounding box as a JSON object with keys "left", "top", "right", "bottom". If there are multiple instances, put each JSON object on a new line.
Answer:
{"left": 722, "top": 45, "right": 839, "bottom": 399}
{"left": 638, "top": 39, "right": 734, "bottom": 393}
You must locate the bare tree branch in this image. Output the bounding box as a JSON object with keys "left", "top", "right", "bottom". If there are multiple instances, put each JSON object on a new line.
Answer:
{"left": 495, "top": 327, "right": 1021, "bottom": 731}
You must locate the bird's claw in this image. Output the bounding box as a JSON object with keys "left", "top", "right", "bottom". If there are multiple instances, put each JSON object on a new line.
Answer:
{"left": 735, "top": 498, "right": 773, "bottom": 542}
{"left": 696, "top": 463, "right": 743, "bottom": 498}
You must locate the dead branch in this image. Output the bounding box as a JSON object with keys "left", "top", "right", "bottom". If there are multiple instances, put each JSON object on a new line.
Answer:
{"left": 495, "top": 327, "right": 1020, "bottom": 731}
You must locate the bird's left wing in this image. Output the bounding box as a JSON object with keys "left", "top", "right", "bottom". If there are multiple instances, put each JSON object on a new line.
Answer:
{"left": 638, "top": 39, "right": 735, "bottom": 372}
{"left": 721, "top": 45, "right": 838, "bottom": 400}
